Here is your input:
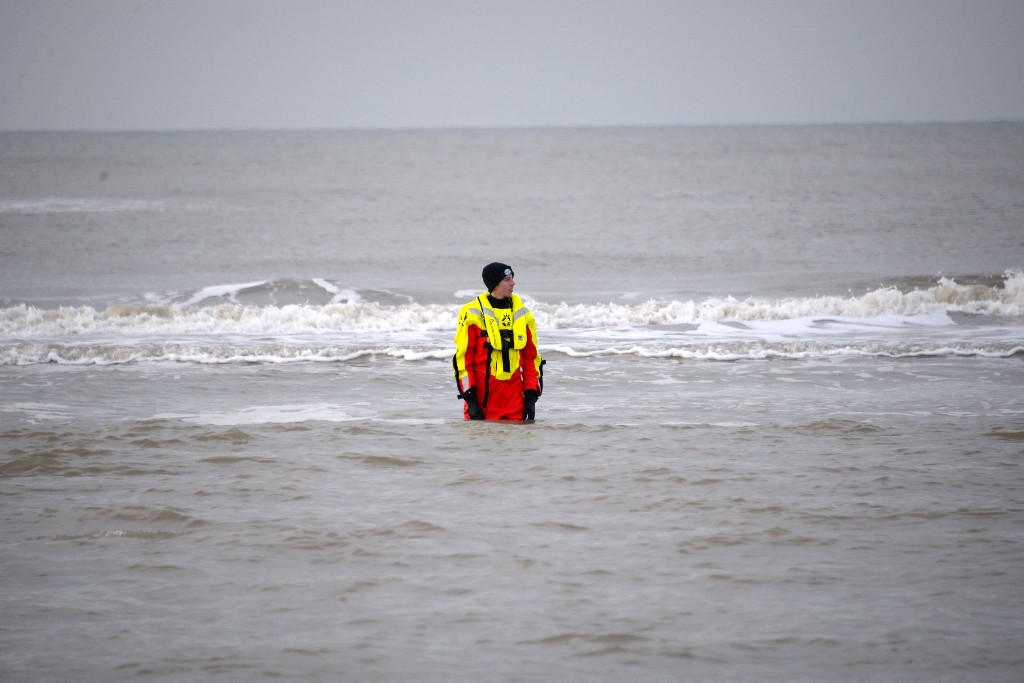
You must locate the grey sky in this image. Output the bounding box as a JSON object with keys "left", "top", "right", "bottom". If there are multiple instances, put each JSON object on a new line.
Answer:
{"left": 2, "top": 0, "right": 1023, "bottom": 131}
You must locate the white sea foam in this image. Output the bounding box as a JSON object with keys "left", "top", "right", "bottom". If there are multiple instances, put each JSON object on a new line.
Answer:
{"left": 312, "top": 278, "right": 362, "bottom": 304}
{"left": 1, "top": 342, "right": 456, "bottom": 366}
{"left": 2, "top": 274, "right": 1021, "bottom": 365}
{"left": 155, "top": 403, "right": 370, "bottom": 425}
{"left": 0, "top": 402, "right": 72, "bottom": 420}
{"left": 0, "top": 301, "right": 459, "bottom": 337}
{"left": 181, "top": 281, "right": 271, "bottom": 306}
{"left": 3, "top": 273, "right": 1022, "bottom": 337}
{"left": 3, "top": 337, "right": 1021, "bottom": 367}
{"left": 534, "top": 273, "right": 1024, "bottom": 328}
{"left": 0, "top": 198, "right": 165, "bottom": 213}
{"left": 154, "top": 404, "right": 449, "bottom": 425}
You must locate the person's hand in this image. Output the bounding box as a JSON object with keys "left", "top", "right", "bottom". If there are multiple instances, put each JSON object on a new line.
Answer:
{"left": 522, "top": 389, "right": 539, "bottom": 421}
{"left": 462, "top": 388, "right": 485, "bottom": 420}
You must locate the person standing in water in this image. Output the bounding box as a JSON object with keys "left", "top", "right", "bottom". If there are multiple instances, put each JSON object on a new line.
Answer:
{"left": 453, "top": 262, "right": 544, "bottom": 420}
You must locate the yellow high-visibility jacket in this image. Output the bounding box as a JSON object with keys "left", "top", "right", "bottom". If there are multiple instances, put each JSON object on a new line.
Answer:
{"left": 453, "top": 292, "right": 542, "bottom": 393}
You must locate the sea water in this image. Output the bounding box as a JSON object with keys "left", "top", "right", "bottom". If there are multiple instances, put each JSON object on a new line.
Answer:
{"left": 1, "top": 124, "right": 1023, "bottom": 682}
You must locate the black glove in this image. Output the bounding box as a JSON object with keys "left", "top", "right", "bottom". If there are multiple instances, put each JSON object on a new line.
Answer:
{"left": 522, "top": 389, "right": 539, "bottom": 421}
{"left": 462, "top": 387, "right": 485, "bottom": 420}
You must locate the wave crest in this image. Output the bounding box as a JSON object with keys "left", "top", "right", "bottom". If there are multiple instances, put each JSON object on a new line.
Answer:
{"left": 3, "top": 273, "right": 1021, "bottom": 338}
{"left": 536, "top": 272, "right": 1024, "bottom": 328}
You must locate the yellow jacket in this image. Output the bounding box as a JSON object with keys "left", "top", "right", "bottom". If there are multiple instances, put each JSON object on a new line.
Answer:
{"left": 453, "top": 292, "right": 542, "bottom": 385}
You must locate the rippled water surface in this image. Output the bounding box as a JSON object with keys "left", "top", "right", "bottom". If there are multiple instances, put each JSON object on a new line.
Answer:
{"left": 4, "top": 355, "right": 1023, "bottom": 682}
{"left": 2, "top": 124, "right": 1023, "bottom": 681}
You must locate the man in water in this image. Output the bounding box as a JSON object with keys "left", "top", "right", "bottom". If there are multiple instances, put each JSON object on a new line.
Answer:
{"left": 453, "top": 262, "right": 543, "bottom": 420}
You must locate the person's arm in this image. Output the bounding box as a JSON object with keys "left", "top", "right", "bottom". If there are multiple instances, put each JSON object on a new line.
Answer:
{"left": 521, "top": 319, "right": 541, "bottom": 394}
{"left": 453, "top": 307, "right": 473, "bottom": 391}
{"left": 454, "top": 314, "right": 486, "bottom": 419}
{"left": 520, "top": 321, "right": 542, "bottom": 420}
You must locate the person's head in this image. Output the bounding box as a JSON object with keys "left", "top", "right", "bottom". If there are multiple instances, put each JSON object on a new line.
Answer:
{"left": 482, "top": 262, "right": 515, "bottom": 298}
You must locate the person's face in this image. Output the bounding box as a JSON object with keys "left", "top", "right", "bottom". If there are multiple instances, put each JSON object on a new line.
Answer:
{"left": 491, "top": 273, "right": 515, "bottom": 299}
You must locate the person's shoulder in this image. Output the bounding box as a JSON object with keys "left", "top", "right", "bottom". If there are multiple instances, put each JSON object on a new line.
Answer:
{"left": 458, "top": 296, "right": 486, "bottom": 320}
{"left": 511, "top": 293, "right": 532, "bottom": 311}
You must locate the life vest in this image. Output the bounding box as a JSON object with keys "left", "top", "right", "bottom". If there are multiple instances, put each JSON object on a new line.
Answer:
{"left": 455, "top": 292, "right": 533, "bottom": 382}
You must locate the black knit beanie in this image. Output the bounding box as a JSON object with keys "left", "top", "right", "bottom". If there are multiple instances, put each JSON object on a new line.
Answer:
{"left": 482, "top": 262, "right": 514, "bottom": 292}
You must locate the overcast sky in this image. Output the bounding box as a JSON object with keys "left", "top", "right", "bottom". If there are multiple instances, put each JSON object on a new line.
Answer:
{"left": 2, "top": 0, "right": 1023, "bottom": 131}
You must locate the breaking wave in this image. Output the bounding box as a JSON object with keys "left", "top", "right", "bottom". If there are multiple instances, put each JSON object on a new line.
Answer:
{"left": 2, "top": 273, "right": 1021, "bottom": 365}
{"left": 3, "top": 272, "right": 1022, "bottom": 338}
